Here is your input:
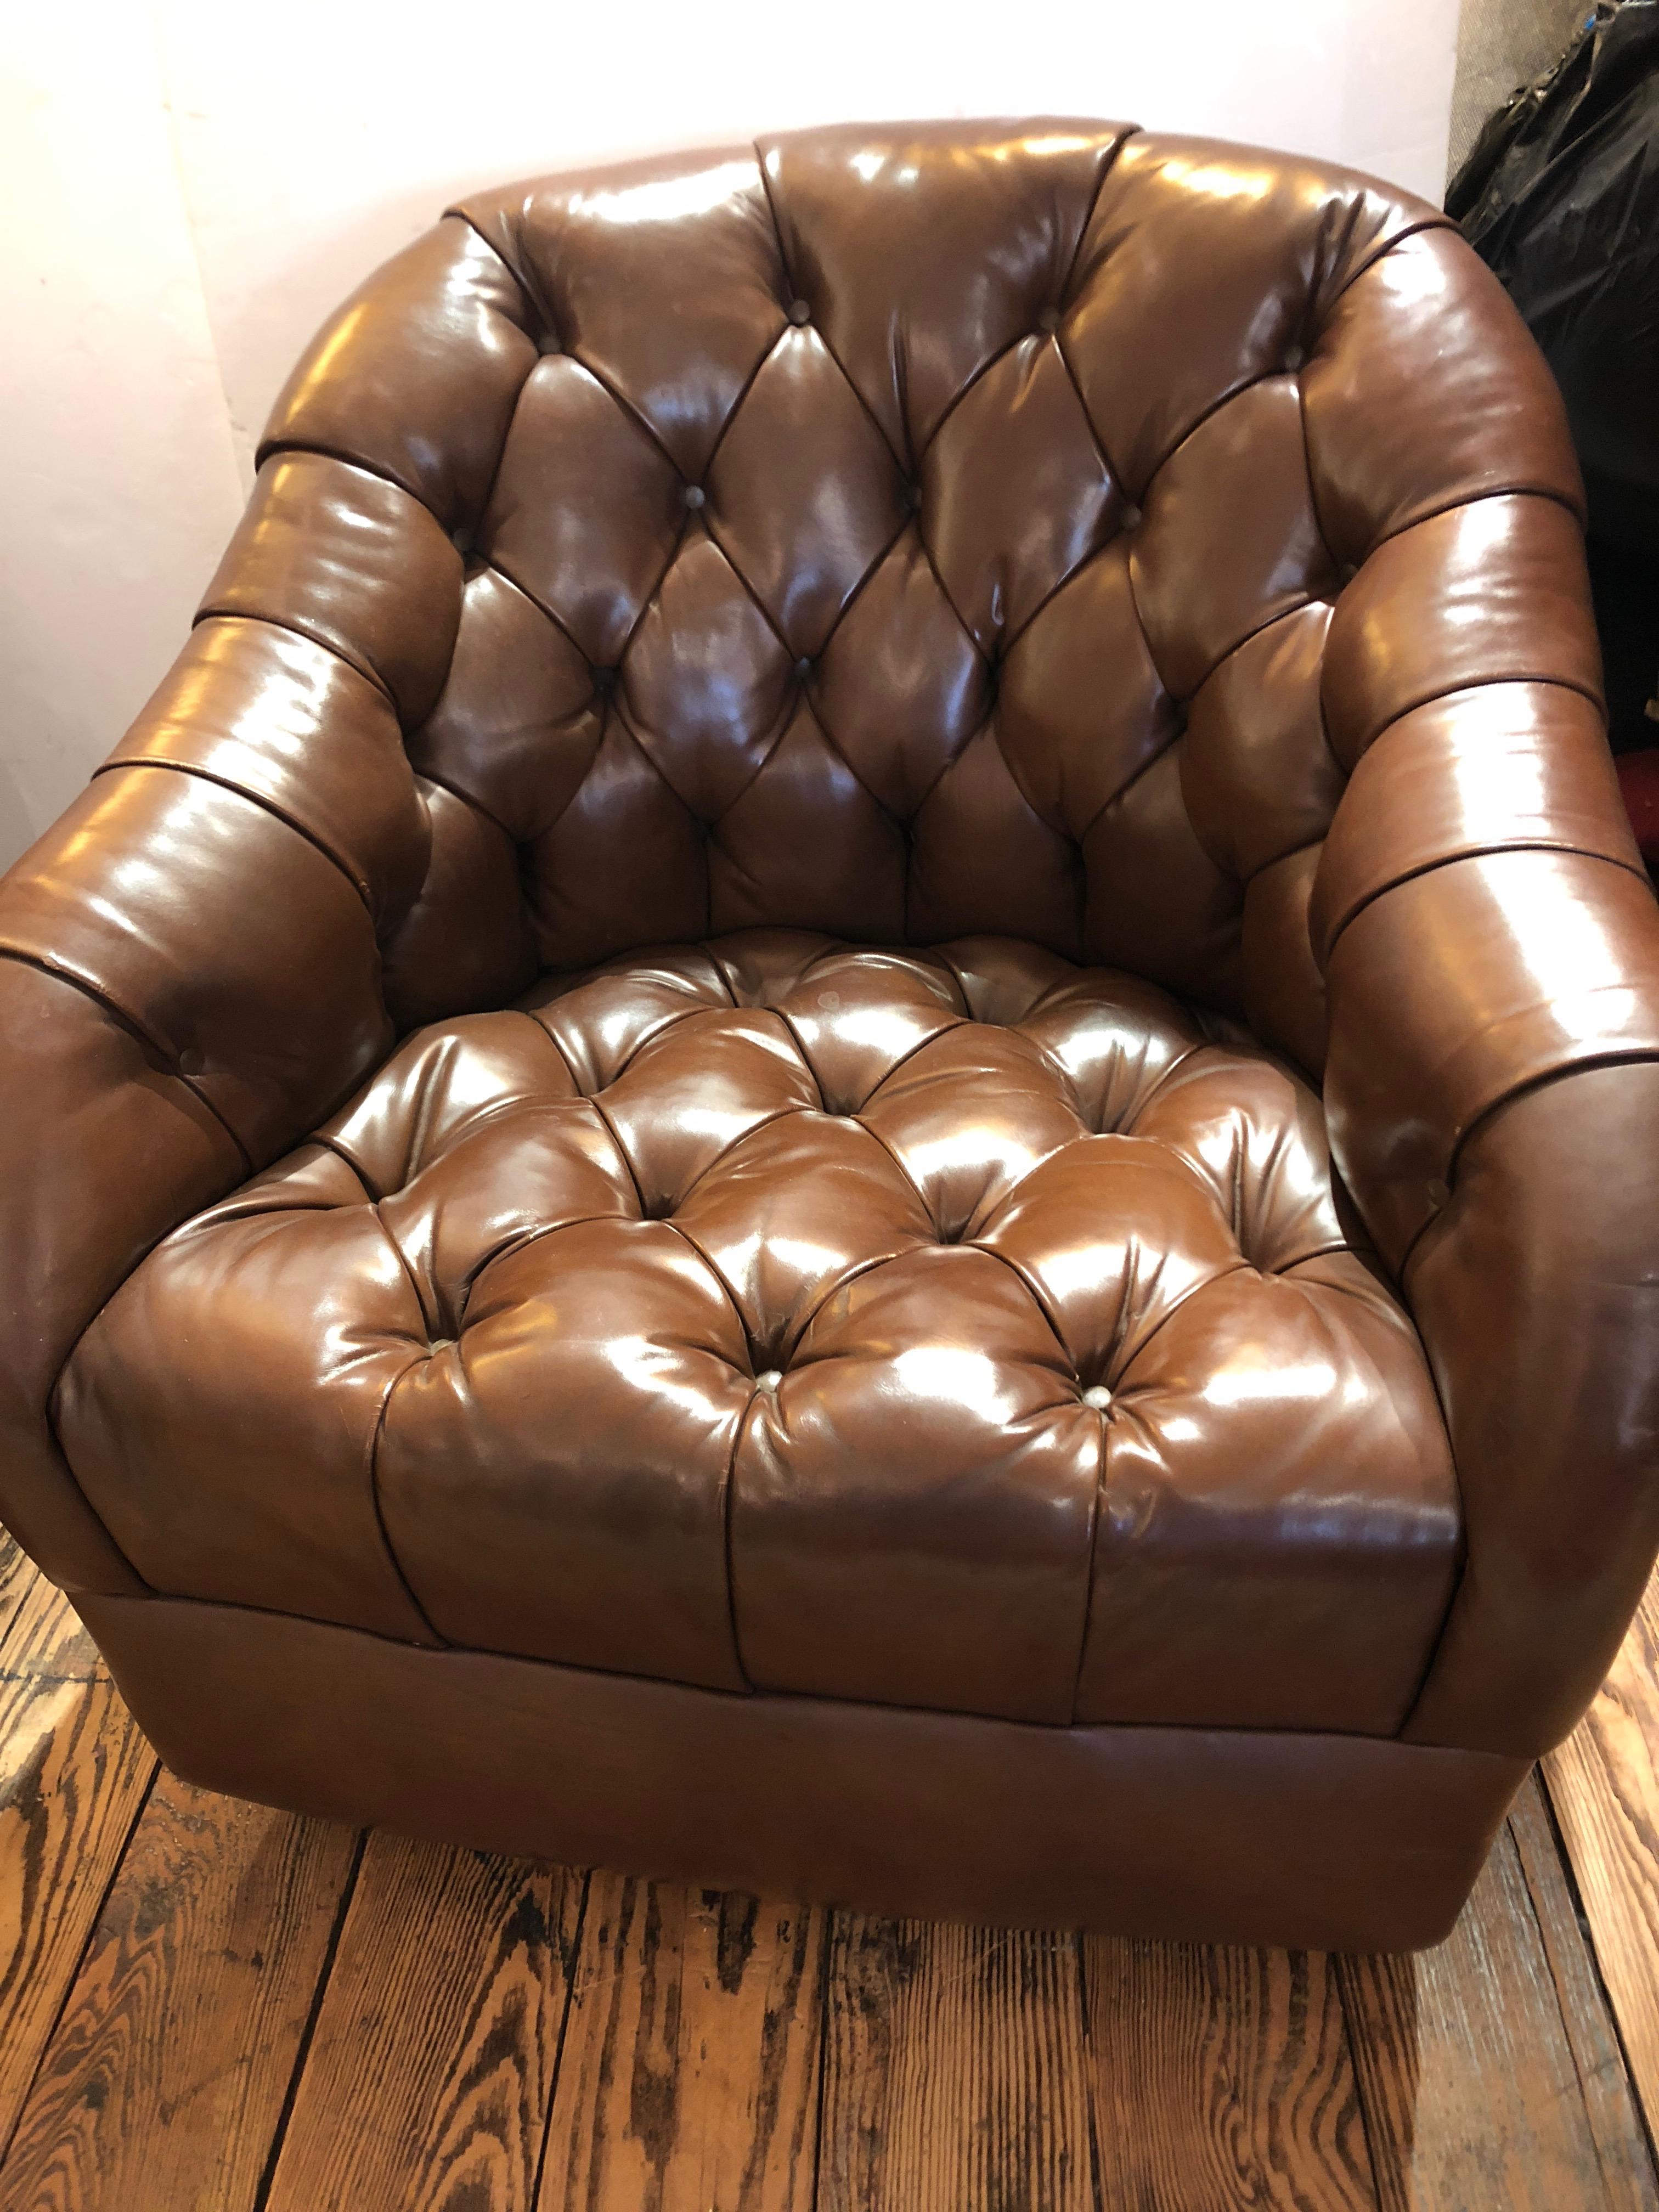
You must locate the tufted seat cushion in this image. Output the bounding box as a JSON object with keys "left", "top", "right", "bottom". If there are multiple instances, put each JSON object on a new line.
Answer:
{"left": 58, "top": 928, "right": 1457, "bottom": 1736}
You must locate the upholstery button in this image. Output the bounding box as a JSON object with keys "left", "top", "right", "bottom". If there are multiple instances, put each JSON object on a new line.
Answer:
{"left": 428, "top": 1336, "right": 455, "bottom": 1354}
{"left": 1036, "top": 308, "right": 1060, "bottom": 335}
{"left": 176, "top": 1047, "right": 204, "bottom": 1077}
{"left": 682, "top": 484, "right": 706, "bottom": 510}
{"left": 1426, "top": 1177, "right": 1451, "bottom": 1209}
{"left": 787, "top": 299, "right": 812, "bottom": 326}
{"left": 1081, "top": 1385, "right": 1113, "bottom": 1410}
{"left": 450, "top": 526, "right": 472, "bottom": 556}
{"left": 1283, "top": 342, "right": 1306, "bottom": 371}
{"left": 754, "top": 1369, "right": 783, "bottom": 1393}
{"left": 795, "top": 656, "right": 812, "bottom": 680}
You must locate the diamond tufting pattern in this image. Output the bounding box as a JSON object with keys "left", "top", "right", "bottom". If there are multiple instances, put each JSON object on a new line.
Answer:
{"left": 55, "top": 932, "right": 1458, "bottom": 1734}
{"left": 3, "top": 119, "right": 1659, "bottom": 1860}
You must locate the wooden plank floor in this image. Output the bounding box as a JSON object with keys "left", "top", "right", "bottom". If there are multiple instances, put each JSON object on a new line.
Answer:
{"left": 1, "top": 1536, "right": 1655, "bottom": 2211}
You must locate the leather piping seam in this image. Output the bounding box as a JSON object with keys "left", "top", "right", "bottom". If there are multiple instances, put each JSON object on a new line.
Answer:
{"left": 443, "top": 208, "right": 557, "bottom": 341}
{"left": 909, "top": 128, "right": 1136, "bottom": 480}
{"left": 1321, "top": 840, "right": 1656, "bottom": 964}
{"left": 445, "top": 1199, "right": 654, "bottom": 1319}
{"left": 1097, "top": 1039, "right": 1210, "bottom": 1129}
{"left": 1164, "top": 579, "right": 1334, "bottom": 714}
{"left": 256, "top": 437, "right": 458, "bottom": 533}
{"left": 716, "top": 1381, "right": 758, "bottom": 1696}
{"left": 520, "top": 1014, "right": 588, "bottom": 1097}
{"left": 191, "top": 602, "right": 398, "bottom": 718}
{"left": 699, "top": 319, "right": 789, "bottom": 487}
{"left": 585, "top": 1093, "right": 651, "bottom": 1218}
{"left": 364, "top": 1352, "right": 449, "bottom": 1647}
{"left": 651, "top": 1213, "right": 764, "bottom": 1700}
{"left": 1294, "top": 363, "right": 1345, "bottom": 589}
{"left": 1365, "top": 479, "right": 1588, "bottom": 558}
{"left": 1135, "top": 364, "right": 1286, "bottom": 509}
{"left": 545, "top": 997, "right": 714, "bottom": 1097}
{"left": 373, "top": 1194, "right": 442, "bottom": 1338}
{"left": 657, "top": 1097, "right": 822, "bottom": 1218}
{"left": 1051, "top": 127, "right": 1140, "bottom": 482}
{"left": 91, "top": 756, "right": 381, "bottom": 917}
{"left": 1339, "top": 667, "right": 1607, "bottom": 770}
{"left": 213, "top": 447, "right": 463, "bottom": 711}
{"left": 755, "top": 1243, "right": 935, "bottom": 1369}
{"left": 853, "top": 1012, "right": 977, "bottom": 1107}
{"left": 314, "top": 1135, "right": 379, "bottom": 1200}
{"left": 542, "top": 339, "right": 689, "bottom": 487}
{"left": 80, "top": 1579, "right": 1543, "bottom": 1752}
{"left": 753, "top": 149, "right": 910, "bottom": 482}
{"left": 36, "top": 1392, "right": 153, "bottom": 1599}
{"left": 1238, "top": 829, "right": 1327, "bottom": 893}
{"left": 955, "top": 1235, "right": 1104, "bottom": 1729}
{"left": 852, "top": 1115, "right": 946, "bottom": 1237}
{"left": 994, "top": 507, "right": 1135, "bottom": 673}
{"left": 407, "top": 763, "right": 517, "bottom": 847}
{"left": 1070, "top": 724, "right": 1188, "bottom": 849}
{"left": 1396, "top": 1046, "right": 1659, "bottom": 1291}
{"left": 1323, "top": 213, "right": 1457, "bottom": 313}
{"left": 465, "top": 545, "right": 600, "bottom": 687}
{"left": 0, "top": 948, "right": 253, "bottom": 1176}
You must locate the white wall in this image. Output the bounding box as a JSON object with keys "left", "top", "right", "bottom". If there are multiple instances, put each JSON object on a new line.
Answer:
{"left": 0, "top": 0, "right": 1459, "bottom": 872}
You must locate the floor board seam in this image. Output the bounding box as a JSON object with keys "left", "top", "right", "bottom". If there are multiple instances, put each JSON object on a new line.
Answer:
{"left": 1537, "top": 1764, "right": 1659, "bottom": 2186}
{"left": 526, "top": 1864, "right": 592, "bottom": 2212}
{"left": 0, "top": 1746, "right": 161, "bottom": 2177}
{"left": 250, "top": 1824, "right": 369, "bottom": 2212}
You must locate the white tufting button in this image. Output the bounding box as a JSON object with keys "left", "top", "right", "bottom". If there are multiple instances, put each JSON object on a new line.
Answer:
{"left": 682, "top": 484, "right": 706, "bottom": 509}
{"left": 787, "top": 298, "right": 812, "bottom": 325}
{"left": 1081, "top": 1385, "right": 1112, "bottom": 1410}
{"left": 755, "top": 1369, "right": 783, "bottom": 1393}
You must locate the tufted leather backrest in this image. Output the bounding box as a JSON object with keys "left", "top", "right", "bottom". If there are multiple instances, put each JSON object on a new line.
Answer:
{"left": 178, "top": 120, "right": 1587, "bottom": 1081}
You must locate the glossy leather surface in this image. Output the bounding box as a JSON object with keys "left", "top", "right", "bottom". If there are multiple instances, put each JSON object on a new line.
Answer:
{"left": 58, "top": 934, "right": 1459, "bottom": 1732}
{"left": 81, "top": 1590, "right": 1528, "bottom": 1954}
{"left": 5, "top": 122, "right": 1659, "bottom": 1938}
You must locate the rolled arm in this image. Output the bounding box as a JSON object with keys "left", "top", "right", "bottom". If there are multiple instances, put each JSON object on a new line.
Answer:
{"left": 1313, "top": 510, "right": 1659, "bottom": 1757}
{"left": 0, "top": 622, "right": 414, "bottom": 1589}
{"left": 0, "top": 214, "right": 543, "bottom": 1590}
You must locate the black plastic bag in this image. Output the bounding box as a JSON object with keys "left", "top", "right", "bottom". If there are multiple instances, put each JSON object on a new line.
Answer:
{"left": 1450, "top": 2, "right": 1659, "bottom": 749}
{"left": 1449, "top": 2, "right": 1659, "bottom": 560}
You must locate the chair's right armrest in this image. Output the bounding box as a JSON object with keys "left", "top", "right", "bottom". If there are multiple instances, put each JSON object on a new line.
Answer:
{"left": 1313, "top": 658, "right": 1659, "bottom": 1757}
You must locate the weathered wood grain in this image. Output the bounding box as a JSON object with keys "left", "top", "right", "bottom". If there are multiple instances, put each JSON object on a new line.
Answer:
{"left": 1338, "top": 1810, "right": 1639, "bottom": 2211}
{"left": 263, "top": 1833, "right": 584, "bottom": 2212}
{"left": 0, "top": 1570, "right": 156, "bottom": 2160}
{"left": 0, "top": 1533, "right": 30, "bottom": 1651}
{"left": 1545, "top": 1569, "right": 1659, "bottom": 2150}
{"left": 1083, "top": 1939, "right": 1375, "bottom": 2210}
{"left": 1509, "top": 1772, "right": 1658, "bottom": 2210}
{"left": 0, "top": 1771, "right": 359, "bottom": 2211}
{"left": 537, "top": 1872, "right": 825, "bottom": 2212}
{"left": 817, "top": 1913, "right": 1093, "bottom": 2212}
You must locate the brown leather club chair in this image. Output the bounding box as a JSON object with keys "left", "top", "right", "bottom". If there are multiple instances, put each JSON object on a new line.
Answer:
{"left": 5, "top": 121, "right": 1659, "bottom": 1954}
